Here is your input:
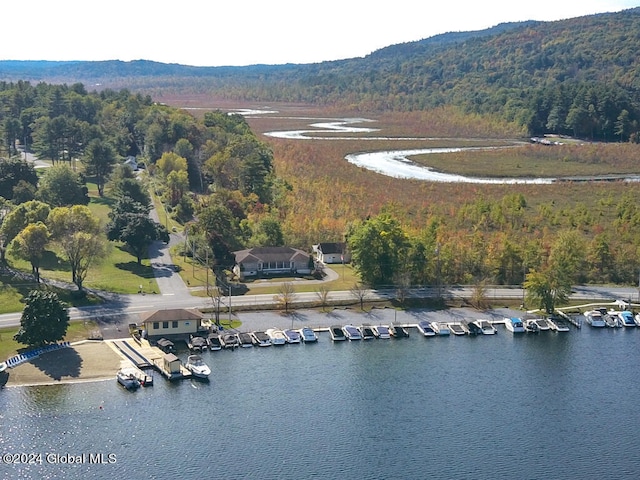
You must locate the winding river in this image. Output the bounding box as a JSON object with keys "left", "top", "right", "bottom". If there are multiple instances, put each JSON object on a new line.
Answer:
{"left": 258, "top": 113, "right": 640, "bottom": 184}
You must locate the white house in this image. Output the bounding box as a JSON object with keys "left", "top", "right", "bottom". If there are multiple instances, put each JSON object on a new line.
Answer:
{"left": 315, "top": 242, "right": 350, "bottom": 264}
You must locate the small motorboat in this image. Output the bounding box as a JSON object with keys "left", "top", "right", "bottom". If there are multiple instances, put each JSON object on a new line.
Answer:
{"left": 298, "top": 327, "right": 318, "bottom": 343}
{"left": 473, "top": 320, "right": 497, "bottom": 335}
{"left": 417, "top": 320, "right": 436, "bottom": 337}
{"left": 185, "top": 354, "right": 211, "bottom": 379}
{"left": 329, "top": 325, "right": 346, "bottom": 341}
{"left": 265, "top": 328, "right": 287, "bottom": 345}
{"left": 283, "top": 329, "right": 302, "bottom": 344}
{"left": 251, "top": 331, "right": 272, "bottom": 347}
{"left": 548, "top": 317, "right": 570, "bottom": 332}
{"left": 371, "top": 325, "right": 391, "bottom": 339}
{"left": 117, "top": 369, "right": 141, "bottom": 390}
{"left": 616, "top": 311, "right": 636, "bottom": 327}
{"left": 188, "top": 335, "right": 208, "bottom": 352}
{"left": 448, "top": 323, "right": 467, "bottom": 335}
{"left": 584, "top": 310, "right": 606, "bottom": 328}
{"left": 221, "top": 333, "right": 240, "bottom": 349}
{"left": 431, "top": 322, "right": 450, "bottom": 336}
{"left": 465, "top": 321, "right": 482, "bottom": 335}
{"left": 358, "top": 325, "right": 376, "bottom": 340}
{"left": 237, "top": 332, "right": 254, "bottom": 347}
{"left": 504, "top": 318, "right": 525, "bottom": 333}
{"left": 390, "top": 324, "right": 409, "bottom": 338}
{"left": 533, "top": 318, "right": 551, "bottom": 331}
{"left": 156, "top": 338, "right": 175, "bottom": 353}
{"left": 207, "top": 332, "right": 222, "bottom": 351}
{"left": 342, "top": 324, "right": 362, "bottom": 340}
{"left": 524, "top": 319, "right": 540, "bottom": 333}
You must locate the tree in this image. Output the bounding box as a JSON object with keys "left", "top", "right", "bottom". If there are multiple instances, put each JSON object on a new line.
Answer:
{"left": 0, "top": 158, "right": 38, "bottom": 201}
{"left": 524, "top": 268, "right": 571, "bottom": 314}
{"left": 274, "top": 282, "right": 296, "bottom": 313}
{"left": 107, "top": 212, "right": 169, "bottom": 265}
{"left": 8, "top": 222, "right": 49, "bottom": 283}
{"left": 315, "top": 285, "right": 330, "bottom": 311}
{"left": 347, "top": 213, "right": 409, "bottom": 286}
{"left": 350, "top": 282, "right": 370, "bottom": 310}
{"left": 156, "top": 151, "right": 188, "bottom": 177}
{"left": 47, "top": 205, "right": 105, "bottom": 291}
{"left": 14, "top": 290, "right": 70, "bottom": 346}
{"left": 37, "top": 165, "right": 89, "bottom": 206}
{"left": 83, "top": 138, "right": 117, "bottom": 196}
{"left": 0, "top": 200, "right": 50, "bottom": 265}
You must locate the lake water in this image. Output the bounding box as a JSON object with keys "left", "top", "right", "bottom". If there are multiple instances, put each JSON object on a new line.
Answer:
{"left": 2, "top": 323, "right": 640, "bottom": 480}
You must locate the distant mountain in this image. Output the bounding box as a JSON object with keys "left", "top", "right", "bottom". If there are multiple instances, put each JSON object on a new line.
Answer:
{"left": 2, "top": 9, "right": 640, "bottom": 139}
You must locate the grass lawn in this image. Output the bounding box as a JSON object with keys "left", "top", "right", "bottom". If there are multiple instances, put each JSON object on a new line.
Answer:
{"left": 0, "top": 320, "right": 101, "bottom": 360}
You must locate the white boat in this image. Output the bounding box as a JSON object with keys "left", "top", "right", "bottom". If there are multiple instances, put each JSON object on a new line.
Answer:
{"left": 584, "top": 310, "right": 606, "bottom": 328}
{"left": 616, "top": 311, "right": 636, "bottom": 327}
{"left": 185, "top": 354, "right": 211, "bottom": 379}
{"left": 329, "top": 325, "right": 346, "bottom": 341}
{"left": 371, "top": 325, "right": 391, "bottom": 339}
{"left": 283, "top": 329, "right": 301, "bottom": 344}
{"left": 116, "top": 369, "right": 141, "bottom": 390}
{"left": 431, "top": 322, "right": 450, "bottom": 336}
{"left": 342, "top": 324, "right": 362, "bottom": 340}
{"left": 533, "top": 318, "right": 551, "bottom": 331}
{"left": 473, "top": 320, "right": 497, "bottom": 335}
{"left": 547, "top": 317, "right": 570, "bottom": 332}
{"left": 358, "top": 325, "right": 376, "bottom": 340}
{"left": 448, "top": 323, "right": 467, "bottom": 335}
{"left": 265, "top": 328, "right": 287, "bottom": 345}
{"left": 417, "top": 320, "right": 436, "bottom": 337}
{"left": 504, "top": 317, "right": 525, "bottom": 333}
{"left": 0, "top": 361, "right": 7, "bottom": 373}
{"left": 298, "top": 327, "right": 318, "bottom": 343}
{"left": 524, "top": 319, "right": 540, "bottom": 333}
{"left": 251, "top": 331, "right": 272, "bottom": 347}
{"left": 237, "top": 332, "right": 254, "bottom": 347}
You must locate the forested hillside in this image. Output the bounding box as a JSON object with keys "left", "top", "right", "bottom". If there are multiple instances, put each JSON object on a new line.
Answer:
{"left": 2, "top": 9, "right": 640, "bottom": 139}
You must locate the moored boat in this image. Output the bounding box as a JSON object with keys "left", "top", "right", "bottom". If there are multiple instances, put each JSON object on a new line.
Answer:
{"left": 584, "top": 310, "right": 606, "bottom": 328}
{"left": 117, "top": 369, "right": 141, "bottom": 390}
{"left": 358, "top": 325, "right": 376, "bottom": 340}
{"left": 417, "top": 320, "right": 436, "bottom": 337}
{"left": 616, "top": 311, "right": 636, "bottom": 327}
{"left": 390, "top": 324, "right": 409, "bottom": 338}
{"left": 329, "top": 325, "right": 347, "bottom": 341}
{"left": 524, "top": 319, "right": 539, "bottom": 333}
{"left": 504, "top": 317, "right": 525, "bottom": 333}
{"left": 448, "top": 323, "right": 467, "bottom": 335}
{"left": 156, "top": 337, "right": 175, "bottom": 353}
{"left": 465, "top": 321, "right": 482, "bottom": 335}
{"left": 283, "top": 329, "right": 302, "bottom": 344}
{"left": 250, "top": 331, "right": 272, "bottom": 347}
{"left": 185, "top": 354, "right": 211, "bottom": 379}
{"left": 371, "top": 325, "right": 391, "bottom": 339}
{"left": 431, "top": 322, "right": 450, "bottom": 336}
{"left": 207, "top": 332, "right": 222, "bottom": 350}
{"left": 221, "top": 333, "right": 240, "bottom": 349}
{"left": 188, "top": 335, "right": 208, "bottom": 352}
{"left": 547, "top": 317, "right": 570, "bottom": 332}
{"left": 265, "top": 328, "right": 287, "bottom": 346}
{"left": 298, "top": 327, "right": 318, "bottom": 343}
{"left": 473, "top": 320, "right": 497, "bottom": 335}
{"left": 533, "top": 318, "right": 551, "bottom": 331}
{"left": 237, "top": 332, "right": 254, "bottom": 347}
{"left": 342, "top": 324, "right": 362, "bottom": 340}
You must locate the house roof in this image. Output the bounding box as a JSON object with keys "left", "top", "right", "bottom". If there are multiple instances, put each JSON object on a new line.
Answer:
{"left": 318, "top": 242, "right": 346, "bottom": 254}
{"left": 234, "top": 246, "right": 309, "bottom": 264}
{"left": 139, "top": 309, "right": 203, "bottom": 323}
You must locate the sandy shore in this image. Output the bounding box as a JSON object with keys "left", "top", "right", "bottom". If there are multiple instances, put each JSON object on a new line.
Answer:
{"left": 1, "top": 341, "right": 124, "bottom": 388}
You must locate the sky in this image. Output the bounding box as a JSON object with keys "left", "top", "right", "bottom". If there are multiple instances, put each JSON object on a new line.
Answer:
{"left": 2, "top": 0, "right": 639, "bottom": 67}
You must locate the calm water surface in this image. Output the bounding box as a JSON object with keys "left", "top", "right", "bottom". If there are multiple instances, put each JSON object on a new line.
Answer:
{"left": 1, "top": 325, "right": 639, "bottom": 479}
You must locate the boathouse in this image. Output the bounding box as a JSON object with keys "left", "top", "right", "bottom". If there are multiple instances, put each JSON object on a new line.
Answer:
{"left": 140, "top": 309, "right": 204, "bottom": 337}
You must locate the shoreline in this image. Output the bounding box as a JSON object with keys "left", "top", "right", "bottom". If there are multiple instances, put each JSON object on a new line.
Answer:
{"left": 1, "top": 306, "right": 523, "bottom": 389}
